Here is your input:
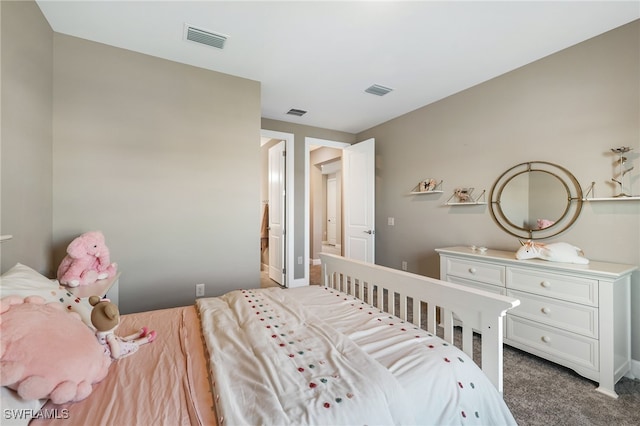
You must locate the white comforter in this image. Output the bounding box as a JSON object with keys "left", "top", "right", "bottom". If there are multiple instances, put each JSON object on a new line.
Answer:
{"left": 197, "top": 286, "right": 516, "bottom": 425}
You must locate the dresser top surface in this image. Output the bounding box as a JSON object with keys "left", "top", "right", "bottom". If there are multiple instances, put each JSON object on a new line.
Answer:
{"left": 436, "top": 246, "right": 638, "bottom": 278}
{"left": 67, "top": 272, "right": 120, "bottom": 299}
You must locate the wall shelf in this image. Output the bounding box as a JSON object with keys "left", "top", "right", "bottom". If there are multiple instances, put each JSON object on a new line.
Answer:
{"left": 445, "top": 188, "right": 486, "bottom": 206}
{"left": 409, "top": 190, "right": 443, "bottom": 195}
{"left": 445, "top": 201, "right": 488, "bottom": 206}
{"left": 409, "top": 179, "right": 442, "bottom": 195}
{"left": 583, "top": 196, "right": 640, "bottom": 201}
{"left": 582, "top": 182, "right": 639, "bottom": 201}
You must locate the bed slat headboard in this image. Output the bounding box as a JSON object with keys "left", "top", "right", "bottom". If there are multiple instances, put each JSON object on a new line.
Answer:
{"left": 320, "top": 253, "right": 520, "bottom": 394}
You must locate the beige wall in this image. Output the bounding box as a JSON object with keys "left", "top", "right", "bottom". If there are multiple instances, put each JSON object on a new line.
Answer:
{"left": 1, "top": 0, "right": 53, "bottom": 274}
{"left": 52, "top": 34, "right": 261, "bottom": 314}
{"left": 357, "top": 21, "right": 640, "bottom": 359}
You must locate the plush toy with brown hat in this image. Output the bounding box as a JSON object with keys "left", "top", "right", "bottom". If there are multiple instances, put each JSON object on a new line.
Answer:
{"left": 89, "top": 296, "right": 156, "bottom": 359}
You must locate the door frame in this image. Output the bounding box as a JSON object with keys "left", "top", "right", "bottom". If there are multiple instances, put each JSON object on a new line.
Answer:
{"left": 261, "top": 129, "right": 295, "bottom": 287}
{"left": 304, "top": 137, "right": 351, "bottom": 285}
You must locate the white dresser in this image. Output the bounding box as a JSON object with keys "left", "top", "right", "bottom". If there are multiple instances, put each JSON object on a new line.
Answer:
{"left": 68, "top": 272, "right": 120, "bottom": 306}
{"left": 436, "top": 246, "right": 637, "bottom": 398}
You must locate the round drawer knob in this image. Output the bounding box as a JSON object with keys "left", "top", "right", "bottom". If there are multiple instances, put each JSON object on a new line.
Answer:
{"left": 468, "top": 267, "right": 477, "bottom": 274}
{"left": 541, "top": 336, "right": 551, "bottom": 343}
{"left": 541, "top": 307, "right": 551, "bottom": 314}
{"left": 540, "top": 281, "right": 551, "bottom": 288}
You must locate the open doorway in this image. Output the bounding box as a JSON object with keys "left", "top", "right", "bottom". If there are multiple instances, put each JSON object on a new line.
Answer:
{"left": 260, "top": 130, "right": 294, "bottom": 288}
{"left": 304, "top": 138, "right": 350, "bottom": 284}
{"left": 305, "top": 137, "right": 376, "bottom": 283}
{"left": 309, "top": 147, "right": 344, "bottom": 267}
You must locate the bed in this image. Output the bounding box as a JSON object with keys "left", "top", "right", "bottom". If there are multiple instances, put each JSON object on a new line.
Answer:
{"left": 1, "top": 254, "right": 519, "bottom": 425}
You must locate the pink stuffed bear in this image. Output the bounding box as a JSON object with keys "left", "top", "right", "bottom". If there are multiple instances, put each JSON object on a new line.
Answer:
{"left": 57, "top": 231, "right": 117, "bottom": 287}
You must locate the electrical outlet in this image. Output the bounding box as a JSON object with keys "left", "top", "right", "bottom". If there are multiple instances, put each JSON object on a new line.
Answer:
{"left": 401, "top": 261, "right": 408, "bottom": 271}
{"left": 195, "top": 283, "right": 205, "bottom": 297}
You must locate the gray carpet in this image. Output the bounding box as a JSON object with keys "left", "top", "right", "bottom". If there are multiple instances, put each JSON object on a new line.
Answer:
{"left": 502, "top": 345, "right": 640, "bottom": 426}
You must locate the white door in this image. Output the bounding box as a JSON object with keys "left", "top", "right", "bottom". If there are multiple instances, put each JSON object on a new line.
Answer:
{"left": 343, "top": 138, "right": 375, "bottom": 263}
{"left": 326, "top": 177, "right": 337, "bottom": 245}
{"left": 268, "top": 141, "right": 286, "bottom": 285}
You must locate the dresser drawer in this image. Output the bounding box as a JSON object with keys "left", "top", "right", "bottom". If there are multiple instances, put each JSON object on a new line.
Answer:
{"left": 506, "top": 316, "right": 598, "bottom": 372}
{"left": 444, "top": 258, "right": 505, "bottom": 287}
{"left": 507, "top": 289, "right": 598, "bottom": 338}
{"left": 507, "top": 268, "right": 598, "bottom": 306}
{"left": 447, "top": 276, "right": 506, "bottom": 295}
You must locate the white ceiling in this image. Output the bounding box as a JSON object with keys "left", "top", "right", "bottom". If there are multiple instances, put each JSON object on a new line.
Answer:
{"left": 36, "top": 1, "right": 639, "bottom": 134}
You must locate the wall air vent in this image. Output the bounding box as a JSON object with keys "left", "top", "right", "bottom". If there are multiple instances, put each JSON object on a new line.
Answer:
{"left": 184, "top": 24, "right": 228, "bottom": 49}
{"left": 286, "top": 108, "right": 307, "bottom": 117}
{"left": 365, "top": 84, "right": 393, "bottom": 96}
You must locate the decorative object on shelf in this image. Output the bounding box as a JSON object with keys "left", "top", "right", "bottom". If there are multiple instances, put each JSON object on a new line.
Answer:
{"left": 515, "top": 240, "right": 589, "bottom": 264}
{"left": 445, "top": 188, "right": 486, "bottom": 205}
{"left": 421, "top": 178, "right": 437, "bottom": 192}
{"left": 489, "top": 161, "right": 583, "bottom": 239}
{"left": 583, "top": 181, "right": 640, "bottom": 201}
{"left": 409, "top": 179, "right": 442, "bottom": 194}
{"left": 610, "top": 146, "right": 635, "bottom": 197}
{"left": 455, "top": 187, "right": 473, "bottom": 202}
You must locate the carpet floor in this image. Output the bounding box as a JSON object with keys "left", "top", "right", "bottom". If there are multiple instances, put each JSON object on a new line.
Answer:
{"left": 502, "top": 345, "right": 640, "bottom": 426}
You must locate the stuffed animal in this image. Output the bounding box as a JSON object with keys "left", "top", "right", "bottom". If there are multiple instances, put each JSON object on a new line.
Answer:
{"left": 57, "top": 231, "right": 117, "bottom": 287}
{"left": 536, "top": 219, "right": 556, "bottom": 230}
{"left": 0, "top": 295, "right": 111, "bottom": 404}
{"left": 89, "top": 296, "right": 156, "bottom": 360}
{"left": 515, "top": 240, "right": 589, "bottom": 264}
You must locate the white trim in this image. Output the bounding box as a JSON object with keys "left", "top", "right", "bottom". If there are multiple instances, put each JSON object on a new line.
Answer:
{"left": 311, "top": 258, "right": 321, "bottom": 266}
{"left": 261, "top": 129, "right": 295, "bottom": 288}
{"left": 304, "top": 137, "right": 351, "bottom": 286}
{"left": 627, "top": 358, "right": 640, "bottom": 379}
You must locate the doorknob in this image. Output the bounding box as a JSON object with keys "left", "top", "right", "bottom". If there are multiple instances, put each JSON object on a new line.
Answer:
{"left": 363, "top": 230, "right": 375, "bottom": 234}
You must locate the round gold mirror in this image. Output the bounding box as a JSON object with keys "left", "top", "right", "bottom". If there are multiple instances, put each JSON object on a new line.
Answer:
{"left": 489, "top": 161, "right": 583, "bottom": 239}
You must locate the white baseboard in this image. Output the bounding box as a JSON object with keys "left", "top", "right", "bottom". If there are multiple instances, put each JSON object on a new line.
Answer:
{"left": 288, "top": 277, "right": 308, "bottom": 288}
{"left": 310, "top": 258, "right": 321, "bottom": 266}
{"left": 627, "top": 358, "right": 640, "bottom": 380}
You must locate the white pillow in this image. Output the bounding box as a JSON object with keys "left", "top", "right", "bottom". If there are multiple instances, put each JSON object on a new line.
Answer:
{"left": 0, "top": 263, "right": 93, "bottom": 327}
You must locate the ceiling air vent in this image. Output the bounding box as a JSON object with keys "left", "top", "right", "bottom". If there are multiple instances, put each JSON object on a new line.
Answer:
{"left": 286, "top": 108, "right": 307, "bottom": 117}
{"left": 365, "top": 84, "right": 393, "bottom": 96}
{"left": 184, "top": 24, "right": 228, "bottom": 49}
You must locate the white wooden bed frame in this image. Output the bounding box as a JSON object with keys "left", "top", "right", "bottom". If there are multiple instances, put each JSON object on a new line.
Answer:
{"left": 320, "top": 253, "right": 520, "bottom": 394}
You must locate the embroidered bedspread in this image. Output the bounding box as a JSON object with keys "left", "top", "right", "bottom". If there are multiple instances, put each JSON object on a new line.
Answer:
{"left": 197, "top": 286, "right": 516, "bottom": 425}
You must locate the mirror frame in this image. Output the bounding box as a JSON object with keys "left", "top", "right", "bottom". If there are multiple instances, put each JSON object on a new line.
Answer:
{"left": 489, "top": 161, "right": 583, "bottom": 239}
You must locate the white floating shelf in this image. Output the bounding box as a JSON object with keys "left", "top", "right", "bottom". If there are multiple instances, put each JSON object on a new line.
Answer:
{"left": 409, "top": 190, "right": 443, "bottom": 195}
{"left": 0, "top": 235, "right": 13, "bottom": 242}
{"left": 583, "top": 196, "right": 640, "bottom": 201}
{"left": 444, "top": 201, "right": 488, "bottom": 206}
